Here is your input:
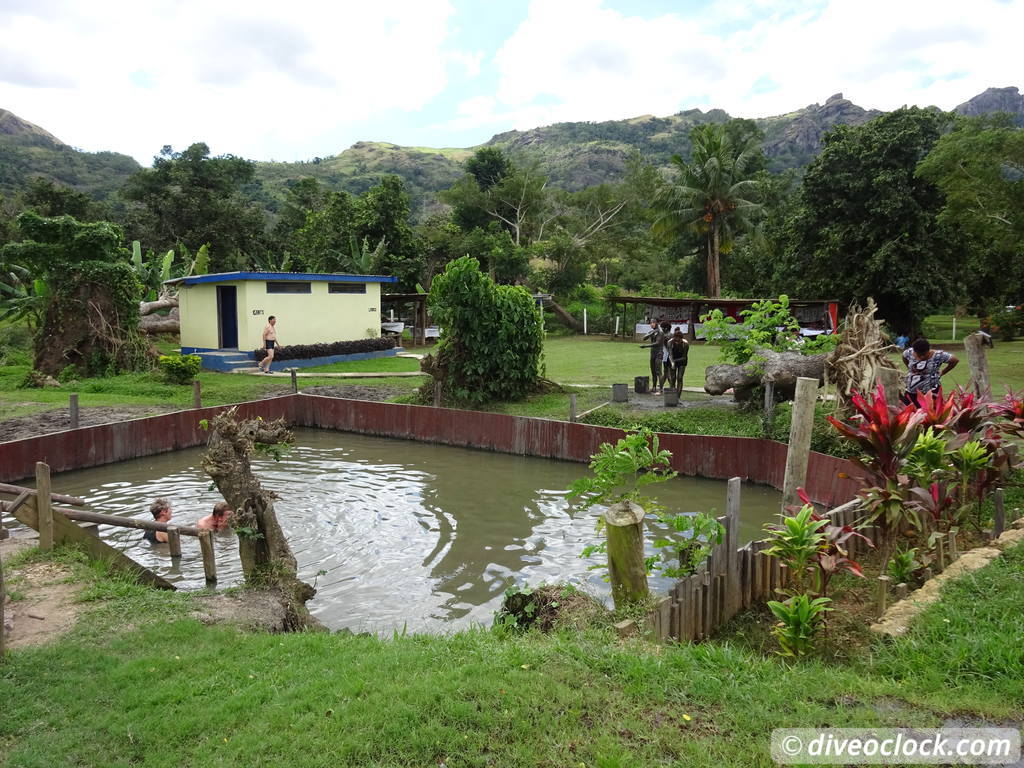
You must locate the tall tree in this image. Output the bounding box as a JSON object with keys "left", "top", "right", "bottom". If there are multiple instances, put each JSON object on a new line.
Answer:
{"left": 789, "top": 107, "right": 959, "bottom": 334}
{"left": 652, "top": 123, "right": 762, "bottom": 297}
{"left": 916, "top": 114, "right": 1024, "bottom": 311}
{"left": 122, "top": 143, "right": 267, "bottom": 271}
{"left": 353, "top": 175, "right": 421, "bottom": 290}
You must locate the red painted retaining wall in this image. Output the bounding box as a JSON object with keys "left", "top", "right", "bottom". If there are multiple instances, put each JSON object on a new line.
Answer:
{"left": 0, "top": 394, "right": 860, "bottom": 507}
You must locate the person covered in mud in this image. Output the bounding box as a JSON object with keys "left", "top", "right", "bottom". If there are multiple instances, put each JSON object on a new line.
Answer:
{"left": 142, "top": 498, "right": 172, "bottom": 544}
{"left": 668, "top": 327, "right": 690, "bottom": 395}
{"left": 640, "top": 319, "right": 666, "bottom": 394}
{"left": 197, "top": 501, "right": 233, "bottom": 532}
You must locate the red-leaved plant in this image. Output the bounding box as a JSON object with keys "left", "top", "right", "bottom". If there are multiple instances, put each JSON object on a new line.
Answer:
{"left": 916, "top": 387, "right": 992, "bottom": 435}
{"left": 992, "top": 390, "right": 1024, "bottom": 438}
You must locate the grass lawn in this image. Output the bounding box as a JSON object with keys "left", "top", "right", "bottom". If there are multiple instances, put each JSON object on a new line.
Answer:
{"left": 301, "top": 356, "right": 423, "bottom": 374}
{"left": 1, "top": 543, "right": 1021, "bottom": 767}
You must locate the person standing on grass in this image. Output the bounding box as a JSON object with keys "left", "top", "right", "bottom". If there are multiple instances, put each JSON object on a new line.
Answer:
{"left": 668, "top": 327, "right": 689, "bottom": 396}
{"left": 902, "top": 338, "right": 958, "bottom": 406}
{"left": 197, "top": 502, "right": 233, "bottom": 532}
{"left": 143, "top": 499, "right": 172, "bottom": 544}
{"left": 258, "top": 316, "right": 278, "bottom": 374}
{"left": 640, "top": 319, "right": 666, "bottom": 394}
{"left": 657, "top": 321, "right": 673, "bottom": 392}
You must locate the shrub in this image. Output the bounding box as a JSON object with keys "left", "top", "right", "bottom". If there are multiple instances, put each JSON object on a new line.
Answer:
{"left": 253, "top": 336, "right": 396, "bottom": 363}
{"left": 426, "top": 256, "right": 543, "bottom": 406}
{"left": 158, "top": 354, "right": 201, "bottom": 384}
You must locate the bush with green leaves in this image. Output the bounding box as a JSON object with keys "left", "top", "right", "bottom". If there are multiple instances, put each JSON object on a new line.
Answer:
{"left": 767, "top": 593, "right": 832, "bottom": 658}
{"left": 700, "top": 294, "right": 838, "bottom": 365}
{"left": 158, "top": 354, "right": 201, "bottom": 384}
{"left": 427, "top": 256, "right": 544, "bottom": 406}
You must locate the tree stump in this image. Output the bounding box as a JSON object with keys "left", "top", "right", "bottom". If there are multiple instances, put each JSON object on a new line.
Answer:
{"left": 201, "top": 407, "right": 321, "bottom": 631}
{"left": 605, "top": 501, "right": 649, "bottom": 610}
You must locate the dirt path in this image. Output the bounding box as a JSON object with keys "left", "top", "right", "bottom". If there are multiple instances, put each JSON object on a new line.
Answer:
{"left": 2, "top": 535, "right": 85, "bottom": 649}
{"left": 0, "top": 405, "right": 178, "bottom": 443}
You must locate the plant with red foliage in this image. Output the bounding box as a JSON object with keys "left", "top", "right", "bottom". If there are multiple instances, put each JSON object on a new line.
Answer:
{"left": 906, "top": 481, "right": 958, "bottom": 533}
{"left": 916, "top": 388, "right": 992, "bottom": 435}
{"left": 992, "top": 390, "right": 1024, "bottom": 438}
{"left": 827, "top": 383, "right": 926, "bottom": 484}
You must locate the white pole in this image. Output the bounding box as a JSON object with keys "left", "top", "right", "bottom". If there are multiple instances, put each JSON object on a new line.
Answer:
{"left": 583, "top": 307, "right": 588, "bottom": 335}
{"left": 951, "top": 316, "right": 957, "bottom": 341}
{"left": 614, "top": 315, "right": 620, "bottom": 336}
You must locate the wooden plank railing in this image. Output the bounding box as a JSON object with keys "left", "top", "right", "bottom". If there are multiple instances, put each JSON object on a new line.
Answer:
{"left": 0, "top": 462, "right": 220, "bottom": 586}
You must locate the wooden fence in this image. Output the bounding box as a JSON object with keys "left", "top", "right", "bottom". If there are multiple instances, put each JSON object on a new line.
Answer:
{"left": 641, "top": 480, "right": 866, "bottom": 643}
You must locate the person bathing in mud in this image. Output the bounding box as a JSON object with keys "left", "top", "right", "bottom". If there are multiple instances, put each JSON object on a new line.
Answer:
{"left": 142, "top": 498, "right": 172, "bottom": 544}
{"left": 668, "top": 327, "right": 689, "bottom": 396}
{"left": 197, "top": 502, "right": 233, "bottom": 532}
{"left": 257, "top": 316, "right": 278, "bottom": 374}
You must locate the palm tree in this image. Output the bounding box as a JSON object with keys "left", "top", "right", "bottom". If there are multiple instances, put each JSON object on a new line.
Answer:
{"left": 652, "top": 125, "right": 762, "bottom": 297}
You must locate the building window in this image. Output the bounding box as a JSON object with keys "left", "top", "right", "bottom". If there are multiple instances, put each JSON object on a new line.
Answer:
{"left": 266, "top": 281, "right": 311, "bottom": 294}
{"left": 328, "top": 283, "right": 366, "bottom": 294}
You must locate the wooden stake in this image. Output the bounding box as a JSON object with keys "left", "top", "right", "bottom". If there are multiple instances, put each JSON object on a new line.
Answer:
{"left": 433, "top": 379, "right": 442, "bottom": 408}
{"left": 993, "top": 488, "right": 1006, "bottom": 538}
{"left": 69, "top": 393, "right": 79, "bottom": 430}
{"left": 569, "top": 394, "right": 577, "bottom": 423}
{"left": 895, "top": 583, "right": 909, "bottom": 601}
{"left": 192, "top": 380, "right": 202, "bottom": 410}
{"left": 166, "top": 526, "right": 182, "bottom": 559}
{"left": 936, "top": 537, "right": 946, "bottom": 571}
{"left": 763, "top": 380, "right": 775, "bottom": 432}
{"left": 876, "top": 575, "right": 892, "bottom": 614}
{"left": 199, "top": 530, "right": 217, "bottom": 584}
{"left": 36, "top": 462, "right": 53, "bottom": 552}
{"left": 781, "top": 376, "right": 818, "bottom": 510}
{"left": 290, "top": 368, "right": 298, "bottom": 394}
{"left": 605, "top": 501, "right": 649, "bottom": 610}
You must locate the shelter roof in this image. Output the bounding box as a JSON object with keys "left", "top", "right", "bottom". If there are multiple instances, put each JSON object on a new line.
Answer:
{"left": 171, "top": 271, "right": 398, "bottom": 286}
{"left": 606, "top": 296, "right": 838, "bottom": 307}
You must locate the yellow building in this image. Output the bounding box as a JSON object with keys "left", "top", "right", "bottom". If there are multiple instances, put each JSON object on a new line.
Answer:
{"left": 174, "top": 272, "right": 399, "bottom": 369}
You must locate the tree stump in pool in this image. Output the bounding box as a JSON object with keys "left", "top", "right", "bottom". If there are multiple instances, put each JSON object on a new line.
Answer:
{"left": 201, "top": 407, "right": 322, "bottom": 631}
{"left": 605, "top": 500, "right": 649, "bottom": 610}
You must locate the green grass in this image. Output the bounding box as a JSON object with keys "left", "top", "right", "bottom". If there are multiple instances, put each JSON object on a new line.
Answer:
{"left": 1, "top": 543, "right": 1021, "bottom": 766}
{"left": 543, "top": 336, "right": 722, "bottom": 387}
{"left": 301, "top": 356, "right": 423, "bottom": 374}
{"left": 921, "top": 314, "right": 980, "bottom": 339}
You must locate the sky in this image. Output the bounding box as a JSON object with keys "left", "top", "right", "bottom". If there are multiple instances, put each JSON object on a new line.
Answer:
{"left": 0, "top": 0, "right": 1021, "bottom": 166}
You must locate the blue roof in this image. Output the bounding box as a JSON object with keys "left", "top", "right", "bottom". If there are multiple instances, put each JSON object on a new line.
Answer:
{"left": 181, "top": 271, "right": 398, "bottom": 286}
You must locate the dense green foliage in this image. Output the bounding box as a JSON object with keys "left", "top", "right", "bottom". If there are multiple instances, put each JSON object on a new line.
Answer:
{"left": 0, "top": 213, "right": 149, "bottom": 375}
{"left": 427, "top": 256, "right": 543, "bottom": 405}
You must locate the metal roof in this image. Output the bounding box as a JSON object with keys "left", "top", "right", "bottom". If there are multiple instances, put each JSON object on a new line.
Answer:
{"left": 177, "top": 271, "right": 399, "bottom": 286}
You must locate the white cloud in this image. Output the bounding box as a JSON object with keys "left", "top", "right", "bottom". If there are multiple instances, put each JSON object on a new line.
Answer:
{"left": 0, "top": 0, "right": 466, "bottom": 162}
{"left": 450, "top": 0, "right": 1024, "bottom": 135}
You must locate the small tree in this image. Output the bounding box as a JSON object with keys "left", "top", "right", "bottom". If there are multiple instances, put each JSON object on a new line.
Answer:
{"left": 424, "top": 256, "right": 543, "bottom": 406}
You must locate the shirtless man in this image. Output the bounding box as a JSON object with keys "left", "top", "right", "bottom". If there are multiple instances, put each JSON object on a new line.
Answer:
{"left": 258, "top": 316, "right": 278, "bottom": 373}
{"left": 197, "top": 502, "right": 233, "bottom": 532}
{"left": 143, "top": 499, "right": 172, "bottom": 544}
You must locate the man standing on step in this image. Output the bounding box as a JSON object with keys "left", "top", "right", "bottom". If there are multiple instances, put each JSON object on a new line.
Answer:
{"left": 258, "top": 316, "right": 278, "bottom": 374}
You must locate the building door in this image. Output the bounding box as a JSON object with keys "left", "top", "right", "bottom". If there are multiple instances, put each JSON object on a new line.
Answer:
{"left": 217, "top": 286, "right": 238, "bottom": 349}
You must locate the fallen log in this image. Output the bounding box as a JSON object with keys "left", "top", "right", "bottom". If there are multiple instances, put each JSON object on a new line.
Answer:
{"left": 140, "top": 307, "right": 180, "bottom": 334}
{"left": 704, "top": 349, "right": 827, "bottom": 402}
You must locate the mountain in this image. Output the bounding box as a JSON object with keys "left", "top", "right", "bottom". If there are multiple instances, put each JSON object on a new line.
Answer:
{"left": 0, "top": 110, "right": 140, "bottom": 204}
{"left": 954, "top": 86, "right": 1024, "bottom": 123}
{"left": 2, "top": 87, "right": 1021, "bottom": 213}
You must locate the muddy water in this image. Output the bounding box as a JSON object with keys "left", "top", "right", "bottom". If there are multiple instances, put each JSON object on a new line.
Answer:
{"left": 44, "top": 428, "right": 783, "bottom": 633}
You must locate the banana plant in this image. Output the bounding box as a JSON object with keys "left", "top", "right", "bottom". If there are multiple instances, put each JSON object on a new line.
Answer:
{"left": 131, "top": 240, "right": 176, "bottom": 300}
{"left": 0, "top": 264, "right": 49, "bottom": 329}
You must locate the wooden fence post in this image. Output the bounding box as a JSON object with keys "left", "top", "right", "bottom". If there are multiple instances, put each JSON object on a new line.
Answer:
{"left": 876, "top": 575, "right": 892, "bottom": 614}
{"left": 199, "top": 531, "right": 217, "bottom": 584}
{"left": 605, "top": 501, "right": 648, "bottom": 610}
{"left": 36, "top": 462, "right": 54, "bottom": 552}
{"left": 781, "top": 377, "right": 818, "bottom": 511}
{"left": 963, "top": 332, "right": 991, "bottom": 399}
{"left": 69, "top": 393, "right": 79, "bottom": 430}
{"left": 569, "top": 394, "right": 577, "bottom": 423}
{"left": 290, "top": 368, "right": 298, "bottom": 394}
{"left": 166, "top": 526, "right": 182, "bottom": 559}
{"left": 763, "top": 381, "right": 775, "bottom": 433}
{"left": 433, "top": 379, "right": 442, "bottom": 408}
{"left": 192, "top": 380, "right": 202, "bottom": 410}
{"left": 725, "top": 477, "right": 741, "bottom": 616}
{"left": 993, "top": 488, "right": 1006, "bottom": 538}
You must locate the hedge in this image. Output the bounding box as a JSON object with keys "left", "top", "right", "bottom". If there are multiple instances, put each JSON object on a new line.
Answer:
{"left": 253, "top": 337, "right": 396, "bottom": 362}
